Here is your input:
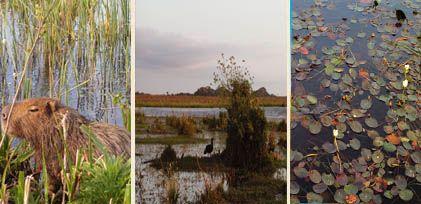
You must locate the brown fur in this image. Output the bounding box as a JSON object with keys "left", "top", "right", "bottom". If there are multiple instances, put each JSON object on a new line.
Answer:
{"left": 1, "top": 97, "right": 130, "bottom": 184}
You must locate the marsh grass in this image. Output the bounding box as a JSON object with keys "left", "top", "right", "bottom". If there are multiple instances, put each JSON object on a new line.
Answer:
{"left": 136, "top": 95, "right": 286, "bottom": 108}
{"left": 0, "top": 0, "right": 130, "bottom": 203}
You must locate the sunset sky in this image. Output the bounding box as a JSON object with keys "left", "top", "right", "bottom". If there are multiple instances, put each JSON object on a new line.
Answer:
{"left": 136, "top": 0, "right": 288, "bottom": 96}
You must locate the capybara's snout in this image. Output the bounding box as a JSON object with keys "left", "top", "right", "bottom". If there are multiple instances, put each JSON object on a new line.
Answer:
{"left": 0, "top": 105, "right": 9, "bottom": 132}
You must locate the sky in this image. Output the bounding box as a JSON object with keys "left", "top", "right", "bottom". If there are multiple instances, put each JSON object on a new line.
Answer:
{"left": 135, "top": 0, "right": 288, "bottom": 96}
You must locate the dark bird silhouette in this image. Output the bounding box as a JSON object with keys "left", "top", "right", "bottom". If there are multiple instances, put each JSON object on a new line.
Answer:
{"left": 204, "top": 138, "right": 214, "bottom": 156}
{"left": 372, "top": 0, "right": 379, "bottom": 9}
{"left": 396, "top": 9, "right": 407, "bottom": 21}
{"left": 395, "top": 9, "right": 407, "bottom": 27}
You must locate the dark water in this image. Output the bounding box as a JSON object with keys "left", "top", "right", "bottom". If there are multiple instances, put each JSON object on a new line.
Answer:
{"left": 291, "top": 0, "right": 420, "bottom": 203}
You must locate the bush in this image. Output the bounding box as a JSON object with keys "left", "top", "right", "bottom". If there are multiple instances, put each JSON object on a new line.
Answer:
{"left": 213, "top": 55, "right": 273, "bottom": 172}
{"left": 277, "top": 120, "right": 287, "bottom": 132}
{"left": 148, "top": 118, "right": 167, "bottom": 134}
{"left": 160, "top": 145, "right": 177, "bottom": 162}
{"left": 202, "top": 112, "right": 228, "bottom": 131}
{"left": 77, "top": 156, "right": 130, "bottom": 203}
{"left": 223, "top": 81, "right": 271, "bottom": 171}
{"left": 166, "top": 116, "right": 197, "bottom": 136}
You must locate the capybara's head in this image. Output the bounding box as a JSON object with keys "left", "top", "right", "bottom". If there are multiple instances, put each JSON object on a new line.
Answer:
{"left": 1, "top": 98, "right": 62, "bottom": 138}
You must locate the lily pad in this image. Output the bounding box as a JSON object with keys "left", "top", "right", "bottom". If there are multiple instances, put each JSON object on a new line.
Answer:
{"left": 313, "top": 183, "right": 328, "bottom": 194}
{"left": 398, "top": 189, "right": 413, "bottom": 201}
{"left": 365, "top": 117, "right": 378, "bottom": 128}
{"left": 344, "top": 184, "right": 359, "bottom": 195}
{"left": 322, "top": 173, "right": 335, "bottom": 186}
{"left": 294, "top": 166, "right": 308, "bottom": 178}
{"left": 307, "top": 95, "right": 318, "bottom": 105}
{"left": 291, "top": 181, "right": 300, "bottom": 194}
{"left": 348, "top": 120, "right": 363, "bottom": 133}
{"left": 309, "top": 121, "right": 322, "bottom": 134}
{"left": 309, "top": 170, "right": 322, "bottom": 183}
{"left": 360, "top": 98, "right": 372, "bottom": 109}
{"left": 349, "top": 138, "right": 361, "bottom": 150}
{"left": 372, "top": 150, "right": 384, "bottom": 163}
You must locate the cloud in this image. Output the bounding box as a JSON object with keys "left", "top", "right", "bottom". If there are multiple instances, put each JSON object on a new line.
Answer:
{"left": 136, "top": 27, "right": 233, "bottom": 70}
{"left": 135, "top": 27, "right": 286, "bottom": 96}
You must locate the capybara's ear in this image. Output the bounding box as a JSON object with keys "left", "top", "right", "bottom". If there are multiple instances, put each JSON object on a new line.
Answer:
{"left": 45, "top": 100, "right": 59, "bottom": 115}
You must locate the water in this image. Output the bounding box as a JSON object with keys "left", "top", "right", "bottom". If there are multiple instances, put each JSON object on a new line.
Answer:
{"left": 291, "top": 0, "right": 420, "bottom": 203}
{"left": 136, "top": 131, "right": 227, "bottom": 203}
{"left": 136, "top": 129, "right": 287, "bottom": 203}
{"left": 137, "top": 106, "right": 287, "bottom": 121}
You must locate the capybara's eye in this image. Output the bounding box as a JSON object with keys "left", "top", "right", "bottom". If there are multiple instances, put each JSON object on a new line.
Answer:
{"left": 29, "top": 106, "right": 39, "bottom": 112}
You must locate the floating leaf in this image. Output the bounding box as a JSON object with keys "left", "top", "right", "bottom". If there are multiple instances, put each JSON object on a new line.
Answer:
{"left": 322, "top": 173, "right": 335, "bottom": 186}
{"left": 399, "top": 189, "right": 413, "bottom": 201}
{"left": 309, "top": 170, "right": 322, "bottom": 183}
{"left": 386, "top": 133, "right": 401, "bottom": 145}
{"left": 397, "top": 121, "right": 409, "bottom": 131}
{"left": 321, "top": 115, "right": 332, "bottom": 127}
{"left": 348, "top": 120, "right": 363, "bottom": 133}
{"left": 294, "top": 166, "right": 308, "bottom": 178}
{"left": 359, "top": 189, "right": 373, "bottom": 202}
{"left": 344, "top": 184, "right": 359, "bottom": 195}
{"left": 313, "top": 183, "right": 328, "bottom": 194}
{"left": 349, "top": 138, "right": 361, "bottom": 150}
{"left": 307, "top": 95, "right": 318, "bottom": 105}
{"left": 309, "top": 121, "right": 322, "bottom": 134}
{"left": 372, "top": 150, "right": 384, "bottom": 163}
{"left": 411, "top": 152, "right": 421, "bottom": 164}
{"left": 360, "top": 98, "right": 372, "bottom": 109}
{"left": 334, "top": 189, "right": 346, "bottom": 203}
{"left": 395, "top": 175, "right": 407, "bottom": 189}
{"left": 291, "top": 181, "right": 300, "bottom": 194}
{"left": 307, "top": 192, "right": 323, "bottom": 203}
{"left": 383, "top": 142, "right": 396, "bottom": 152}
{"left": 365, "top": 117, "right": 378, "bottom": 128}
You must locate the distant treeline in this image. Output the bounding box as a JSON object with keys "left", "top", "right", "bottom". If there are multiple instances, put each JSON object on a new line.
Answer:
{"left": 136, "top": 86, "right": 278, "bottom": 97}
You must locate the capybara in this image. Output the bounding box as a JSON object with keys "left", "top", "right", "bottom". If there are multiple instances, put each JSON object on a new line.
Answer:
{"left": 0, "top": 97, "right": 130, "bottom": 186}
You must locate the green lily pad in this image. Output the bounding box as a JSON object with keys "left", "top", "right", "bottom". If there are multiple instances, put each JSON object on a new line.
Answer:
{"left": 383, "top": 142, "right": 396, "bottom": 152}
{"left": 322, "top": 173, "right": 335, "bottom": 186}
{"left": 309, "top": 121, "right": 322, "bottom": 134}
{"left": 344, "top": 184, "right": 359, "bottom": 195}
{"left": 372, "top": 150, "right": 384, "bottom": 163}
{"left": 307, "top": 95, "right": 318, "bottom": 105}
{"left": 313, "top": 183, "right": 328, "bottom": 194}
{"left": 360, "top": 98, "right": 372, "bottom": 109}
{"left": 399, "top": 189, "right": 414, "bottom": 201}
{"left": 309, "top": 170, "right": 322, "bottom": 183}
{"left": 365, "top": 117, "right": 378, "bottom": 128}
{"left": 348, "top": 120, "right": 363, "bottom": 133}
{"left": 349, "top": 138, "right": 361, "bottom": 150}
{"left": 411, "top": 152, "right": 421, "bottom": 164}
{"left": 307, "top": 192, "right": 323, "bottom": 203}
{"left": 291, "top": 181, "right": 300, "bottom": 194}
{"left": 294, "top": 166, "right": 308, "bottom": 178}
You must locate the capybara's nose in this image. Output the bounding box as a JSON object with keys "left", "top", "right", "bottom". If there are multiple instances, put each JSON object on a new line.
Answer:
{"left": 1, "top": 106, "right": 9, "bottom": 121}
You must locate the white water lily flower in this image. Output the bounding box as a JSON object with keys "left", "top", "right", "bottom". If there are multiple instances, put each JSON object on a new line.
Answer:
{"left": 402, "top": 79, "right": 408, "bottom": 88}
{"left": 333, "top": 129, "right": 339, "bottom": 137}
{"left": 404, "top": 64, "right": 410, "bottom": 73}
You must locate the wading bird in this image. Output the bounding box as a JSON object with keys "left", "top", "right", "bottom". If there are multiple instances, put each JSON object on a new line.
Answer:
{"left": 204, "top": 138, "right": 214, "bottom": 156}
